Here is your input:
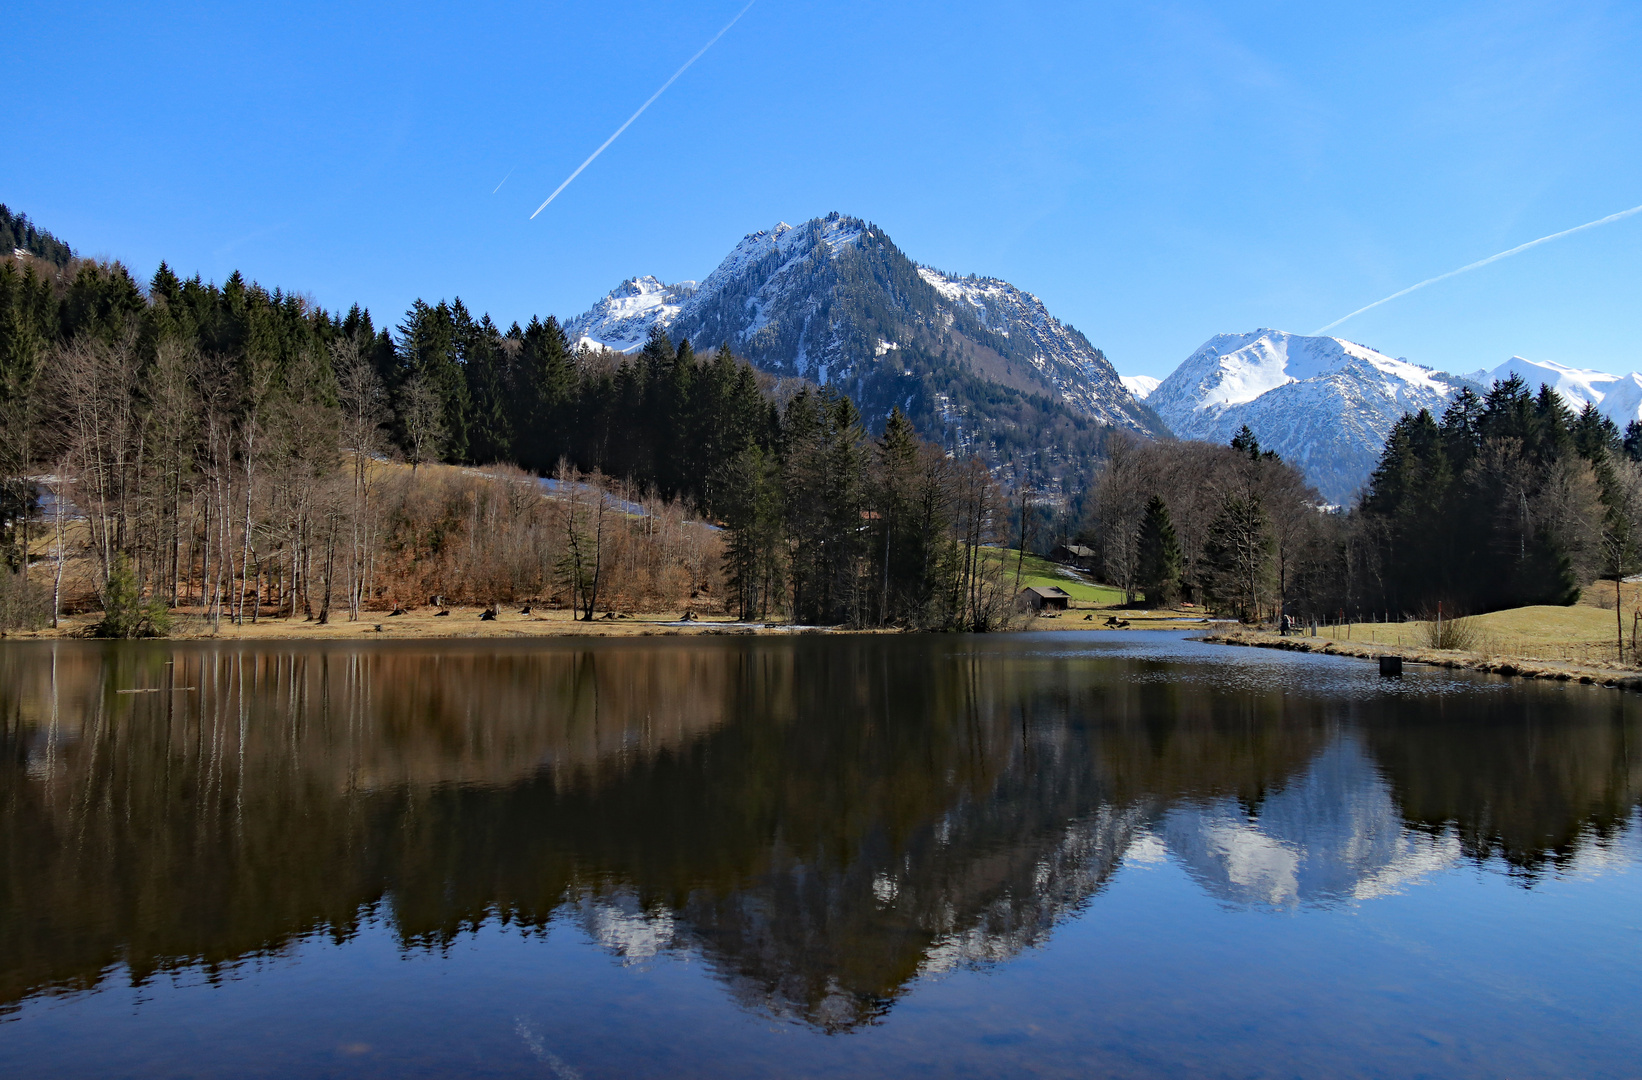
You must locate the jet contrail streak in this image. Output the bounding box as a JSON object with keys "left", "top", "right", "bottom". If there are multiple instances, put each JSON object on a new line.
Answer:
{"left": 1314, "top": 201, "right": 1642, "bottom": 334}
{"left": 493, "top": 167, "right": 515, "bottom": 194}
{"left": 530, "top": 0, "right": 758, "bottom": 219}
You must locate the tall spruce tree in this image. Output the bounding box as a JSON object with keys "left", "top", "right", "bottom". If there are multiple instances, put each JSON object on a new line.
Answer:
{"left": 1136, "top": 494, "right": 1182, "bottom": 608}
{"left": 1200, "top": 492, "right": 1273, "bottom": 621}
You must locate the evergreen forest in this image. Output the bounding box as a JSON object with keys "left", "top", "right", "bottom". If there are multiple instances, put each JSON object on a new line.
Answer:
{"left": 0, "top": 243, "right": 1017, "bottom": 632}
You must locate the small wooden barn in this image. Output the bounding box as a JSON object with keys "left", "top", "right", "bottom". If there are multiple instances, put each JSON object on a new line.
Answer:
{"left": 1019, "top": 585, "right": 1072, "bottom": 612}
{"left": 1051, "top": 544, "right": 1097, "bottom": 569}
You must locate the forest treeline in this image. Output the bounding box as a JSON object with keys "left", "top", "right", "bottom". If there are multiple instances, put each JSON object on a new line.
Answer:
{"left": 5, "top": 203, "right": 1626, "bottom": 635}
{"left": 1078, "top": 380, "right": 1642, "bottom": 624}
{"left": 0, "top": 251, "right": 1016, "bottom": 631}
{"left": 0, "top": 205, "right": 72, "bottom": 269}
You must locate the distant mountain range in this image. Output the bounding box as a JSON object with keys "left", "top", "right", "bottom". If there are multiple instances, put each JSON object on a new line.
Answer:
{"left": 1143, "top": 330, "right": 1477, "bottom": 504}
{"left": 1133, "top": 331, "right": 1642, "bottom": 505}
{"left": 566, "top": 213, "right": 1164, "bottom": 484}
{"left": 1470, "top": 355, "right": 1642, "bottom": 423}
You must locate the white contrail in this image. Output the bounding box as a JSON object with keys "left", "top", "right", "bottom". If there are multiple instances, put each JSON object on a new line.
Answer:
{"left": 530, "top": 0, "right": 758, "bottom": 219}
{"left": 1314, "top": 201, "right": 1642, "bottom": 334}
{"left": 492, "top": 167, "right": 515, "bottom": 194}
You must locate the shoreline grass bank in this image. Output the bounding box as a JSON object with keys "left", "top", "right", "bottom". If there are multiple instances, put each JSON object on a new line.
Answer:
{"left": 1203, "top": 628, "right": 1642, "bottom": 692}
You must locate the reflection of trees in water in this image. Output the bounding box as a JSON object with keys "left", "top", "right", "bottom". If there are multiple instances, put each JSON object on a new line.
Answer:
{"left": 0, "top": 641, "right": 1637, "bottom": 1029}
{"left": 0, "top": 642, "right": 737, "bottom": 1009}
{"left": 1364, "top": 694, "right": 1642, "bottom": 877}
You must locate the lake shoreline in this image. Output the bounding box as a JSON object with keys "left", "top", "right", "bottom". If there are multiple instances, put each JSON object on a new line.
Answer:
{"left": 1, "top": 605, "right": 1216, "bottom": 641}
{"left": 1202, "top": 628, "right": 1642, "bottom": 691}
{"left": 1, "top": 608, "right": 877, "bottom": 640}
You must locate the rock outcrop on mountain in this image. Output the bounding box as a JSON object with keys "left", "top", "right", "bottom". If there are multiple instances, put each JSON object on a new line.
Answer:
{"left": 563, "top": 275, "right": 697, "bottom": 353}
{"left": 1148, "top": 330, "right": 1478, "bottom": 504}
{"left": 566, "top": 213, "right": 1165, "bottom": 484}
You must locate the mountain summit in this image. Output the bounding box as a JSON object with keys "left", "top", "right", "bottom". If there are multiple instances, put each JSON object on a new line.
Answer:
{"left": 1149, "top": 330, "right": 1477, "bottom": 504}
{"left": 567, "top": 213, "right": 1163, "bottom": 479}
{"left": 1477, "top": 356, "right": 1642, "bottom": 424}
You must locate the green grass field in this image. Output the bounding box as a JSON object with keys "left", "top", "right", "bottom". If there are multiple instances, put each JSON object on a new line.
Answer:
{"left": 991, "top": 549, "right": 1127, "bottom": 605}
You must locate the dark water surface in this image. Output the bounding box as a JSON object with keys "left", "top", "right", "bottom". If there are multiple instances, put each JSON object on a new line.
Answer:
{"left": 1, "top": 633, "right": 1638, "bottom": 1078}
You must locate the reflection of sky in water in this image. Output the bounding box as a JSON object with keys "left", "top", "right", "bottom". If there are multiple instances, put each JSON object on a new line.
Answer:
{"left": 1004, "top": 631, "right": 1518, "bottom": 697}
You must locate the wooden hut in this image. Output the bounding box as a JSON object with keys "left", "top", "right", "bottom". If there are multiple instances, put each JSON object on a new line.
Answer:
{"left": 1050, "top": 544, "right": 1097, "bottom": 570}
{"left": 1019, "top": 585, "right": 1072, "bottom": 612}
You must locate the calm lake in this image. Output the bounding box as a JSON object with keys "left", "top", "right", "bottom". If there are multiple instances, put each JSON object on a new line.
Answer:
{"left": 1, "top": 633, "right": 1638, "bottom": 1078}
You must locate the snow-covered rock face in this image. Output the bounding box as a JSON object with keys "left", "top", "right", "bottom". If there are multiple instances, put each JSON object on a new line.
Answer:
{"left": 1485, "top": 356, "right": 1642, "bottom": 424}
{"left": 562, "top": 275, "right": 698, "bottom": 352}
{"left": 564, "top": 212, "right": 1162, "bottom": 440}
{"left": 1120, "top": 375, "right": 1160, "bottom": 401}
{"left": 1149, "top": 330, "right": 1475, "bottom": 504}
{"left": 913, "top": 266, "right": 1140, "bottom": 423}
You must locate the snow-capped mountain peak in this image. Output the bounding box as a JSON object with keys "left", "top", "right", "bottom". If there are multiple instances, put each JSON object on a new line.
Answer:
{"left": 563, "top": 213, "right": 1163, "bottom": 458}
{"left": 1152, "top": 330, "right": 1438, "bottom": 421}
{"left": 562, "top": 274, "right": 698, "bottom": 352}
{"left": 1486, "top": 356, "right": 1642, "bottom": 423}
{"left": 1149, "top": 329, "right": 1475, "bottom": 503}
{"left": 1120, "top": 375, "right": 1160, "bottom": 401}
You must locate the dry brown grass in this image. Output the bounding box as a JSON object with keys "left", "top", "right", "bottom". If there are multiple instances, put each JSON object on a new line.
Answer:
{"left": 1289, "top": 602, "right": 1634, "bottom": 667}
{"left": 1207, "top": 628, "right": 1641, "bottom": 688}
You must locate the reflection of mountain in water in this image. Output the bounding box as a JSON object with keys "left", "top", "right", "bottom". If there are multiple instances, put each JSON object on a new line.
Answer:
{"left": 1, "top": 639, "right": 1638, "bottom": 1030}
{"left": 1157, "top": 737, "right": 1461, "bottom": 907}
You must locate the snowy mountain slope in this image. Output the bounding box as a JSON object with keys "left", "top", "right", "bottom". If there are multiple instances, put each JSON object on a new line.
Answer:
{"left": 1483, "top": 356, "right": 1642, "bottom": 424}
{"left": 565, "top": 214, "right": 1164, "bottom": 464}
{"left": 1120, "top": 375, "right": 1160, "bottom": 400}
{"left": 1150, "top": 330, "right": 1475, "bottom": 504}
{"left": 912, "top": 266, "right": 1141, "bottom": 424}
{"left": 562, "top": 275, "right": 697, "bottom": 352}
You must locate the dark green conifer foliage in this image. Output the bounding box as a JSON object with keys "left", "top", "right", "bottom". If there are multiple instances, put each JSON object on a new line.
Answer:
{"left": 1624, "top": 420, "right": 1642, "bottom": 463}
{"left": 1230, "top": 425, "right": 1261, "bottom": 460}
{"left": 1572, "top": 401, "right": 1620, "bottom": 464}
{"left": 1136, "top": 495, "right": 1182, "bottom": 608}
{"left": 0, "top": 204, "right": 73, "bottom": 267}
{"left": 514, "top": 316, "right": 573, "bottom": 470}
{"left": 0, "top": 261, "right": 53, "bottom": 568}
{"left": 1362, "top": 377, "right": 1592, "bottom": 614}
{"left": 782, "top": 388, "right": 870, "bottom": 625}
{"left": 395, "top": 300, "right": 471, "bottom": 463}
{"left": 718, "top": 444, "right": 785, "bottom": 619}
{"left": 93, "top": 554, "right": 171, "bottom": 638}
{"left": 463, "top": 313, "right": 513, "bottom": 465}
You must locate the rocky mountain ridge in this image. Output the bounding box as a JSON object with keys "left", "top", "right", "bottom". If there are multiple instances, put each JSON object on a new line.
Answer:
{"left": 565, "top": 213, "right": 1163, "bottom": 485}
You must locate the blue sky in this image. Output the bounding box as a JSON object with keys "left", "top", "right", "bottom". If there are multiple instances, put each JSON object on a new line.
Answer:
{"left": 9, "top": 1, "right": 1640, "bottom": 378}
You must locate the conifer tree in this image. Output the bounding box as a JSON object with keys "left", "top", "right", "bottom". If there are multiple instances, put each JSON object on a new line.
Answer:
{"left": 1624, "top": 421, "right": 1642, "bottom": 463}
{"left": 395, "top": 300, "right": 470, "bottom": 464}
{"left": 1136, "top": 495, "right": 1182, "bottom": 608}
{"left": 719, "top": 445, "right": 785, "bottom": 619}
{"left": 1201, "top": 492, "right": 1273, "bottom": 621}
